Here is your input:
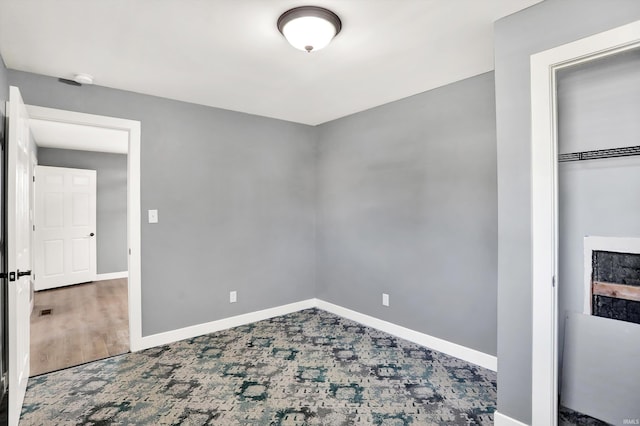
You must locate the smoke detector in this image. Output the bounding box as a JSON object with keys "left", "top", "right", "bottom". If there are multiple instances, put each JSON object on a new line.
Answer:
{"left": 73, "top": 73, "right": 94, "bottom": 85}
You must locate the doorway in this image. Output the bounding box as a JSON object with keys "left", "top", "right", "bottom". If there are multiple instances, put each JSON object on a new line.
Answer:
{"left": 530, "top": 20, "right": 640, "bottom": 425}
{"left": 24, "top": 103, "right": 142, "bottom": 348}
{"left": 5, "top": 93, "right": 142, "bottom": 423}
{"left": 555, "top": 47, "right": 640, "bottom": 424}
{"left": 31, "top": 151, "right": 128, "bottom": 375}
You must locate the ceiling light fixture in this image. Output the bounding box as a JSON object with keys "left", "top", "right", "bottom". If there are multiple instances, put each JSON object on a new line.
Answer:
{"left": 277, "top": 6, "right": 342, "bottom": 53}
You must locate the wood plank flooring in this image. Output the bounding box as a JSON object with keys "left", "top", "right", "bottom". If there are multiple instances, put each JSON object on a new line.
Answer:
{"left": 30, "top": 278, "right": 129, "bottom": 377}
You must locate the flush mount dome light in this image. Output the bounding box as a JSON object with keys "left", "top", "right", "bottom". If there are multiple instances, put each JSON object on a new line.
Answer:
{"left": 277, "top": 6, "right": 342, "bottom": 53}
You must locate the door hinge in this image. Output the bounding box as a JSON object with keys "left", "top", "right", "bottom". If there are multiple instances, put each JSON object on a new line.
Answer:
{"left": 129, "top": 248, "right": 131, "bottom": 255}
{"left": 552, "top": 276, "right": 556, "bottom": 288}
{"left": 33, "top": 225, "right": 35, "bottom": 231}
{"left": 33, "top": 175, "right": 35, "bottom": 182}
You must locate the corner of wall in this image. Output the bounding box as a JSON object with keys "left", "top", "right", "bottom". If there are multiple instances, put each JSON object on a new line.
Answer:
{"left": 0, "top": 50, "right": 8, "bottom": 175}
{"left": 0, "top": 51, "right": 8, "bottom": 109}
{"left": 312, "top": 124, "right": 323, "bottom": 300}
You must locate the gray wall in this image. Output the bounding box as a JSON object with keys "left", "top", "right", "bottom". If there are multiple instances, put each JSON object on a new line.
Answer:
{"left": 0, "top": 52, "right": 6, "bottom": 103}
{"left": 494, "top": 0, "right": 640, "bottom": 422}
{"left": 317, "top": 72, "right": 498, "bottom": 356}
{"left": 10, "top": 69, "right": 500, "bottom": 354}
{"left": 558, "top": 49, "right": 640, "bottom": 154}
{"left": 38, "top": 148, "right": 129, "bottom": 275}
{"left": 8, "top": 70, "right": 317, "bottom": 336}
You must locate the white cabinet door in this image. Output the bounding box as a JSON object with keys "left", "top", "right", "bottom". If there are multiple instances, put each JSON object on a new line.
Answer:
{"left": 7, "top": 86, "right": 32, "bottom": 426}
{"left": 34, "top": 165, "right": 97, "bottom": 290}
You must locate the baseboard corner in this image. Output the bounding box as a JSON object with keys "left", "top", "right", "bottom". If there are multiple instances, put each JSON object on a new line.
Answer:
{"left": 96, "top": 271, "right": 129, "bottom": 281}
{"left": 133, "top": 297, "right": 497, "bottom": 374}
{"left": 136, "top": 298, "right": 317, "bottom": 351}
{"left": 314, "top": 299, "right": 497, "bottom": 372}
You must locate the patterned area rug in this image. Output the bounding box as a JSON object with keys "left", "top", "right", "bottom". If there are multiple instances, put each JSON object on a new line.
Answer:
{"left": 21, "top": 309, "right": 496, "bottom": 425}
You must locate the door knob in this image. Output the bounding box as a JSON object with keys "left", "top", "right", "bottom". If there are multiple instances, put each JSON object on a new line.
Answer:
{"left": 89, "top": 233, "right": 95, "bottom": 237}
{"left": 17, "top": 270, "right": 32, "bottom": 277}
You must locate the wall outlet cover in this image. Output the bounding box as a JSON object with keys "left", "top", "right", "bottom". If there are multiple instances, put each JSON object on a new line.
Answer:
{"left": 148, "top": 209, "right": 158, "bottom": 223}
{"left": 382, "top": 293, "right": 389, "bottom": 307}
{"left": 230, "top": 291, "right": 237, "bottom": 303}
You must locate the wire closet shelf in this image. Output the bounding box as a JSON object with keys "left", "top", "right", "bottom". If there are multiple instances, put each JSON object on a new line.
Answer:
{"left": 558, "top": 145, "right": 640, "bottom": 162}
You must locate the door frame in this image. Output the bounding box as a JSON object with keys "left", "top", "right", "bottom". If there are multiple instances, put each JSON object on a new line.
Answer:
{"left": 26, "top": 105, "right": 143, "bottom": 351}
{"left": 530, "top": 20, "right": 640, "bottom": 425}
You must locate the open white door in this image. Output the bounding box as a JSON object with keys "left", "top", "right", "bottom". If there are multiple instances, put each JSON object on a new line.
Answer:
{"left": 7, "top": 86, "right": 32, "bottom": 425}
{"left": 34, "top": 166, "right": 97, "bottom": 290}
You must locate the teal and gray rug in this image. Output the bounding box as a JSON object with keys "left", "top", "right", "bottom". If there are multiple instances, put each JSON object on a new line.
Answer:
{"left": 21, "top": 309, "right": 496, "bottom": 425}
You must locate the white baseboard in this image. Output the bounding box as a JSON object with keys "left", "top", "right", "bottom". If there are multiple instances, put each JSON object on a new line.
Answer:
{"left": 314, "top": 299, "right": 497, "bottom": 372}
{"left": 135, "top": 298, "right": 497, "bottom": 372}
{"left": 137, "top": 299, "right": 317, "bottom": 350}
{"left": 95, "top": 271, "right": 128, "bottom": 281}
{"left": 494, "top": 411, "right": 529, "bottom": 426}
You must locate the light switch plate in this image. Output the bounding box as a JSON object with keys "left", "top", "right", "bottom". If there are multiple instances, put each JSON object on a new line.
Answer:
{"left": 148, "top": 209, "right": 158, "bottom": 224}
{"left": 382, "top": 293, "right": 389, "bottom": 307}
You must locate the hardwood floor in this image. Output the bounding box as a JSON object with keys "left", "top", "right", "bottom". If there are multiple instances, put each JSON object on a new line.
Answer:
{"left": 30, "top": 278, "right": 129, "bottom": 377}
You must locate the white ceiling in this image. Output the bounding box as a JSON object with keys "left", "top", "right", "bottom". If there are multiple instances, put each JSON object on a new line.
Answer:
{"left": 0, "top": 0, "right": 542, "bottom": 126}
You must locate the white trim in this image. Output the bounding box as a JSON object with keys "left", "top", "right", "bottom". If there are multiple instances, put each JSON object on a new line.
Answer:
{"left": 583, "top": 237, "right": 640, "bottom": 314}
{"left": 530, "top": 20, "right": 640, "bottom": 426}
{"left": 315, "top": 299, "right": 497, "bottom": 371}
{"left": 137, "top": 299, "right": 317, "bottom": 350}
{"left": 530, "top": 43, "right": 559, "bottom": 426}
{"left": 24, "top": 105, "right": 143, "bottom": 353}
{"left": 26, "top": 105, "right": 140, "bottom": 132}
{"left": 95, "top": 271, "right": 129, "bottom": 281}
{"left": 128, "top": 119, "right": 142, "bottom": 352}
{"left": 135, "top": 298, "right": 496, "bottom": 371}
{"left": 494, "top": 411, "right": 530, "bottom": 426}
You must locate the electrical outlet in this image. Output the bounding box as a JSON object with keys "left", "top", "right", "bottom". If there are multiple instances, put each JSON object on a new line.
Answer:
{"left": 148, "top": 209, "right": 158, "bottom": 223}
{"left": 382, "top": 293, "right": 389, "bottom": 307}
{"left": 230, "top": 291, "right": 237, "bottom": 303}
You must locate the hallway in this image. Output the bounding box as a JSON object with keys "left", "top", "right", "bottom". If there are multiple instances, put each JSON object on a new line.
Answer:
{"left": 30, "top": 278, "right": 129, "bottom": 376}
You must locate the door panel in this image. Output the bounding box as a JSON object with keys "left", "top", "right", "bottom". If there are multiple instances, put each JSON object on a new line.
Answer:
{"left": 7, "top": 86, "right": 32, "bottom": 426}
{"left": 72, "top": 193, "right": 90, "bottom": 225}
{"left": 44, "top": 192, "right": 63, "bottom": 227}
{"left": 43, "top": 240, "right": 63, "bottom": 275}
{"left": 34, "top": 166, "right": 96, "bottom": 290}
{"left": 71, "top": 238, "right": 90, "bottom": 272}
